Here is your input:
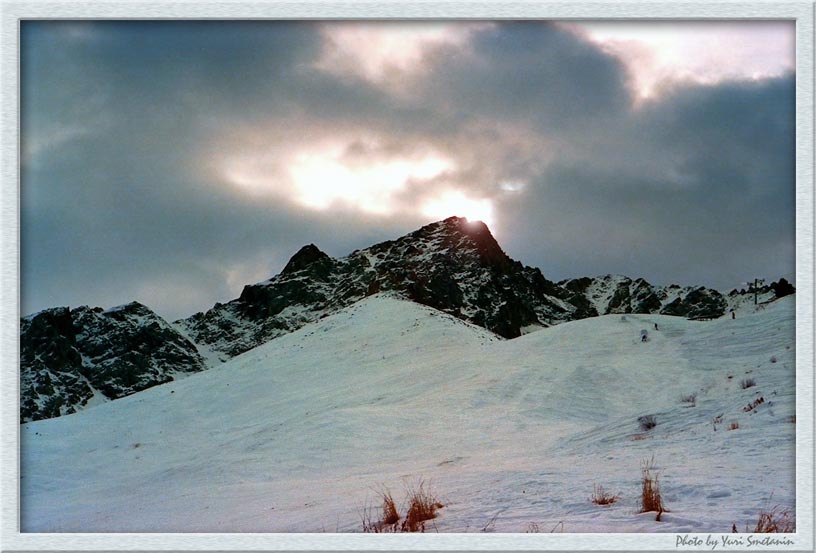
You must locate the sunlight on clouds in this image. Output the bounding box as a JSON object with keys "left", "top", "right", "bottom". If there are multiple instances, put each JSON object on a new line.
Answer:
{"left": 499, "top": 181, "right": 526, "bottom": 193}
{"left": 314, "top": 22, "right": 491, "bottom": 89}
{"left": 289, "top": 148, "right": 453, "bottom": 214}
{"left": 422, "top": 190, "right": 495, "bottom": 228}
{"left": 565, "top": 21, "right": 794, "bottom": 101}
{"left": 223, "top": 140, "right": 456, "bottom": 216}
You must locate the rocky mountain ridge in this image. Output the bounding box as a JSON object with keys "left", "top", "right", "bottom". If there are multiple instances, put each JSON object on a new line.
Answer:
{"left": 21, "top": 301, "right": 207, "bottom": 422}
{"left": 175, "top": 217, "right": 595, "bottom": 360}
{"left": 20, "top": 217, "right": 793, "bottom": 421}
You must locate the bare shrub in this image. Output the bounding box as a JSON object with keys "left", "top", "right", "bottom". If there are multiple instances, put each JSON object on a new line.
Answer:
{"left": 680, "top": 393, "right": 697, "bottom": 407}
{"left": 741, "top": 378, "right": 757, "bottom": 389}
{"left": 401, "top": 480, "right": 443, "bottom": 532}
{"left": 752, "top": 506, "right": 795, "bottom": 533}
{"left": 728, "top": 421, "right": 740, "bottom": 431}
{"left": 638, "top": 415, "right": 657, "bottom": 431}
{"left": 525, "top": 522, "right": 540, "bottom": 533}
{"left": 639, "top": 457, "right": 666, "bottom": 516}
{"left": 591, "top": 484, "right": 620, "bottom": 506}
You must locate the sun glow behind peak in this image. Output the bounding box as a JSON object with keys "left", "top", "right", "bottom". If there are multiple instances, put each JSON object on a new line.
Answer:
{"left": 422, "top": 191, "right": 495, "bottom": 228}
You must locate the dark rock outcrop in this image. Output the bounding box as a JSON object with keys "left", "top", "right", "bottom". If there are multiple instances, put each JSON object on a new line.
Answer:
{"left": 770, "top": 278, "right": 796, "bottom": 299}
{"left": 21, "top": 302, "right": 206, "bottom": 422}
{"left": 558, "top": 275, "right": 728, "bottom": 319}
{"left": 659, "top": 287, "right": 728, "bottom": 319}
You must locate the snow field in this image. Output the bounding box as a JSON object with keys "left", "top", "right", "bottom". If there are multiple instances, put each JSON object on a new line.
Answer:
{"left": 21, "top": 293, "right": 796, "bottom": 533}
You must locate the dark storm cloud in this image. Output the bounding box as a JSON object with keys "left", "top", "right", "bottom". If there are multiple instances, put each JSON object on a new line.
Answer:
{"left": 499, "top": 75, "right": 795, "bottom": 290}
{"left": 21, "top": 21, "right": 795, "bottom": 320}
{"left": 419, "top": 21, "right": 632, "bottom": 128}
{"left": 20, "top": 20, "right": 406, "bottom": 319}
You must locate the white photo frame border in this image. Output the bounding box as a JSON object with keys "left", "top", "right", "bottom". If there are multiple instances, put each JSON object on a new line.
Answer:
{"left": 1, "top": 1, "right": 813, "bottom": 551}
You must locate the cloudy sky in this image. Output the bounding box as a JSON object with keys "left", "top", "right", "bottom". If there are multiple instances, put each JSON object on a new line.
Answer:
{"left": 21, "top": 20, "right": 795, "bottom": 321}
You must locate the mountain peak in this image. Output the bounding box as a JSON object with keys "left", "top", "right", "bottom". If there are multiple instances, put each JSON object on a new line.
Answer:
{"left": 434, "top": 216, "right": 508, "bottom": 268}
{"left": 281, "top": 243, "right": 332, "bottom": 275}
{"left": 104, "top": 300, "right": 152, "bottom": 316}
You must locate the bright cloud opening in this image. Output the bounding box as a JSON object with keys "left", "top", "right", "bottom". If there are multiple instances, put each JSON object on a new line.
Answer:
{"left": 223, "top": 140, "right": 456, "bottom": 216}
{"left": 422, "top": 191, "right": 495, "bottom": 228}
{"left": 565, "top": 21, "right": 794, "bottom": 101}
{"left": 288, "top": 149, "right": 452, "bottom": 214}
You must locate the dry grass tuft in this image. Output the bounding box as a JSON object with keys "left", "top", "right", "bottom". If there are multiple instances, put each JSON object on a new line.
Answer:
{"left": 741, "top": 378, "right": 757, "bottom": 389}
{"left": 525, "top": 522, "right": 540, "bottom": 533}
{"left": 361, "top": 481, "right": 443, "bottom": 533}
{"left": 360, "top": 488, "right": 400, "bottom": 533}
{"left": 401, "top": 480, "right": 443, "bottom": 533}
{"left": 639, "top": 457, "right": 667, "bottom": 516}
{"left": 381, "top": 490, "right": 399, "bottom": 526}
{"left": 752, "top": 506, "right": 795, "bottom": 533}
{"left": 591, "top": 484, "right": 620, "bottom": 506}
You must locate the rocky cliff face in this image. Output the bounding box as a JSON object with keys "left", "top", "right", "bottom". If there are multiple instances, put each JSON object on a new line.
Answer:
{"left": 558, "top": 274, "right": 795, "bottom": 321}
{"left": 176, "top": 217, "right": 593, "bottom": 360}
{"left": 21, "top": 302, "right": 206, "bottom": 422}
{"left": 558, "top": 274, "right": 729, "bottom": 319}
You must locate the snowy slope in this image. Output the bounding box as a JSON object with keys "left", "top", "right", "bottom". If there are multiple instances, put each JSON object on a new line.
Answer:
{"left": 21, "top": 293, "right": 795, "bottom": 533}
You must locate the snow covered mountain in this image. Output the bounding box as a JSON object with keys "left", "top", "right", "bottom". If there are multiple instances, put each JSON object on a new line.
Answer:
{"left": 20, "top": 302, "right": 207, "bottom": 422}
{"left": 20, "top": 217, "right": 793, "bottom": 422}
{"left": 558, "top": 275, "right": 728, "bottom": 319}
{"left": 21, "top": 293, "right": 796, "bottom": 532}
{"left": 559, "top": 274, "right": 795, "bottom": 320}
{"left": 176, "top": 216, "right": 595, "bottom": 361}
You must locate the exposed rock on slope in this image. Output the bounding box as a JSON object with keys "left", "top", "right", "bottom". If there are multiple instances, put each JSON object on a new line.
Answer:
{"left": 20, "top": 302, "right": 206, "bottom": 422}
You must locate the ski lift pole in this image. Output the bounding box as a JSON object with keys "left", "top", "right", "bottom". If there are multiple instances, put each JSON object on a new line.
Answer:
{"left": 748, "top": 278, "right": 766, "bottom": 305}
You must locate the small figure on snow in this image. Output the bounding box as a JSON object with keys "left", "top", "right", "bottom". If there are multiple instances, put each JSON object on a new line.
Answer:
{"left": 654, "top": 322, "right": 659, "bottom": 331}
{"left": 731, "top": 309, "right": 736, "bottom": 320}
{"left": 640, "top": 329, "right": 648, "bottom": 342}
